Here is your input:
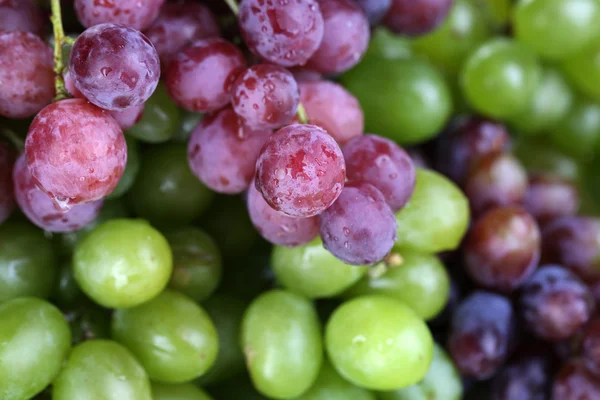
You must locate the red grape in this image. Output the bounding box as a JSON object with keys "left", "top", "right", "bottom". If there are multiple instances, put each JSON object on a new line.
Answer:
{"left": 0, "top": 0, "right": 45, "bottom": 36}
{"left": 70, "top": 23, "right": 160, "bottom": 111}
{"left": 553, "top": 360, "right": 600, "bottom": 400}
{"left": 231, "top": 64, "right": 300, "bottom": 130}
{"left": 464, "top": 206, "right": 540, "bottom": 292}
{"left": 524, "top": 174, "right": 580, "bottom": 225}
{"left": 0, "top": 31, "right": 54, "bottom": 119}
{"left": 319, "top": 181, "right": 397, "bottom": 265}
{"left": 13, "top": 154, "right": 103, "bottom": 233}
{"left": 74, "top": 0, "right": 166, "bottom": 30}
{"left": 342, "top": 134, "right": 416, "bottom": 211}
{"left": 247, "top": 182, "right": 319, "bottom": 247}
{"left": 289, "top": 67, "right": 323, "bottom": 82}
{"left": 64, "top": 69, "right": 85, "bottom": 99}
{"left": 353, "top": 0, "right": 391, "bottom": 25}
{"left": 299, "top": 80, "right": 364, "bottom": 144}
{"left": 109, "top": 104, "right": 144, "bottom": 131}
{"left": 255, "top": 124, "right": 346, "bottom": 218}
{"left": 306, "top": 0, "right": 370, "bottom": 75}
{"left": 519, "top": 265, "right": 594, "bottom": 341}
{"left": 24, "top": 99, "right": 127, "bottom": 210}
{"left": 0, "top": 142, "right": 16, "bottom": 225}
{"left": 188, "top": 107, "right": 271, "bottom": 194}
{"left": 144, "top": 1, "right": 220, "bottom": 68}
{"left": 581, "top": 318, "right": 600, "bottom": 376}
{"left": 383, "top": 0, "right": 454, "bottom": 36}
{"left": 238, "top": 0, "right": 324, "bottom": 67}
{"left": 165, "top": 38, "right": 247, "bottom": 113}
{"left": 491, "top": 355, "right": 551, "bottom": 400}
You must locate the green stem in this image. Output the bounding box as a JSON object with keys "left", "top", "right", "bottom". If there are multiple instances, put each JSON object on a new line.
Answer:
{"left": 2, "top": 128, "right": 25, "bottom": 152}
{"left": 296, "top": 103, "right": 309, "bottom": 124}
{"left": 50, "top": 0, "right": 69, "bottom": 101}
{"left": 223, "top": 0, "right": 239, "bottom": 15}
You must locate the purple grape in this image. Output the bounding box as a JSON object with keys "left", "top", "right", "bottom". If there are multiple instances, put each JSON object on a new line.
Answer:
{"left": 491, "top": 355, "right": 551, "bottom": 400}
{"left": 165, "top": 38, "right": 247, "bottom": 113}
{"left": 109, "top": 104, "right": 144, "bottom": 131}
{"left": 0, "top": 0, "right": 45, "bottom": 36}
{"left": 524, "top": 174, "right": 580, "bottom": 225}
{"left": 581, "top": 317, "right": 600, "bottom": 377}
{"left": 553, "top": 360, "right": 600, "bottom": 400}
{"left": 519, "top": 265, "right": 595, "bottom": 341}
{"left": 342, "top": 134, "right": 416, "bottom": 211}
{"left": 319, "top": 181, "right": 397, "bottom": 265}
{"left": 70, "top": 23, "right": 160, "bottom": 111}
{"left": 0, "top": 142, "right": 16, "bottom": 225}
{"left": 74, "top": 0, "right": 166, "bottom": 30}
{"left": 353, "top": 0, "right": 392, "bottom": 25}
{"left": 383, "top": 0, "right": 455, "bottom": 36}
{"left": 289, "top": 67, "right": 323, "bottom": 83}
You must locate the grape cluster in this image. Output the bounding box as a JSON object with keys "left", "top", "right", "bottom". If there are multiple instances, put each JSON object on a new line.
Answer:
{"left": 3, "top": 0, "right": 600, "bottom": 399}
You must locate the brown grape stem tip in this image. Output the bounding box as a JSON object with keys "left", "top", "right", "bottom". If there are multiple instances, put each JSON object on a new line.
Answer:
{"left": 50, "top": 0, "right": 70, "bottom": 101}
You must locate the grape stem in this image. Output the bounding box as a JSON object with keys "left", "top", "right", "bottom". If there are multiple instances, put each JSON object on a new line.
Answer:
{"left": 223, "top": 0, "right": 240, "bottom": 15}
{"left": 50, "top": 0, "right": 69, "bottom": 101}
{"left": 368, "top": 252, "right": 403, "bottom": 279}
{"left": 1, "top": 128, "right": 25, "bottom": 152}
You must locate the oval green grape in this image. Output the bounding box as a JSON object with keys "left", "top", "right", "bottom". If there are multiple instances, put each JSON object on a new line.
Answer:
{"left": 365, "top": 27, "right": 412, "bottom": 60}
{"left": 549, "top": 97, "right": 600, "bottom": 160}
{"left": 294, "top": 360, "right": 376, "bottom": 400}
{"left": 151, "top": 383, "right": 213, "bottom": 400}
{"left": 127, "top": 83, "right": 181, "bottom": 143}
{"left": 562, "top": 35, "right": 600, "bottom": 100}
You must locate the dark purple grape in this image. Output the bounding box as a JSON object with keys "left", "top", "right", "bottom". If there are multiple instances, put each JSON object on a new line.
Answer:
{"left": 464, "top": 206, "right": 541, "bottom": 292}
{"left": 247, "top": 182, "right": 319, "bottom": 247}
{"left": 0, "top": 31, "right": 54, "bottom": 119}
{"left": 238, "top": 0, "right": 324, "bottom": 67}
{"left": 491, "top": 355, "right": 551, "bottom": 400}
{"left": 188, "top": 107, "right": 271, "bottom": 194}
{"left": 520, "top": 265, "right": 594, "bottom": 341}
{"left": 74, "top": 0, "right": 166, "bottom": 30}
{"left": 582, "top": 317, "right": 600, "bottom": 376}
{"left": 353, "top": 0, "right": 392, "bottom": 25}
{"left": 342, "top": 134, "right": 416, "bottom": 211}
{"left": 0, "top": 0, "right": 45, "bottom": 36}
{"left": 553, "top": 360, "right": 600, "bottom": 400}
{"left": 524, "top": 174, "right": 580, "bottom": 225}
{"left": 70, "top": 23, "right": 160, "bottom": 111}
{"left": 231, "top": 64, "right": 300, "bottom": 130}
{"left": 255, "top": 124, "right": 346, "bottom": 218}
{"left": 13, "top": 154, "right": 103, "bottom": 233}
{"left": 448, "top": 291, "right": 516, "bottom": 380}
{"left": 383, "top": 0, "right": 455, "bottom": 36}
{"left": 165, "top": 38, "right": 247, "bottom": 113}
{"left": 109, "top": 104, "right": 144, "bottom": 131}
{"left": 307, "top": 0, "right": 370, "bottom": 75}
{"left": 0, "top": 142, "right": 16, "bottom": 225}
{"left": 542, "top": 216, "right": 600, "bottom": 280}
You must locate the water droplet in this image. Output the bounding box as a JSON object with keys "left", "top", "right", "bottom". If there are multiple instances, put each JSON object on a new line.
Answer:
{"left": 53, "top": 196, "right": 72, "bottom": 213}
{"left": 389, "top": 173, "right": 398, "bottom": 179}
{"left": 343, "top": 227, "right": 351, "bottom": 236}
{"left": 100, "top": 66, "right": 112, "bottom": 77}
{"left": 344, "top": 241, "right": 349, "bottom": 248}
{"left": 375, "top": 155, "right": 389, "bottom": 167}
{"left": 252, "top": 103, "right": 259, "bottom": 110}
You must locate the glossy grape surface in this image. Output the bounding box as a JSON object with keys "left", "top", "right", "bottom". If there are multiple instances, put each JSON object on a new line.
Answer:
{"left": 110, "top": 104, "right": 144, "bottom": 131}
{"left": 562, "top": 36, "right": 600, "bottom": 100}
{"left": 383, "top": 0, "right": 455, "bottom": 36}
{"left": 354, "top": 0, "right": 391, "bottom": 25}
{"left": 524, "top": 174, "right": 580, "bottom": 224}
{"left": 152, "top": 383, "right": 213, "bottom": 400}
{"left": 0, "top": 0, "right": 45, "bottom": 36}
{"left": 127, "top": 83, "right": 181, "bottom": 143}
{"left": 74, "top": 0, "right": 165, "bottom": 30}
{"left": 295, "top": 360, "right": 376, "bottom": 400}
{"left": 549, "top": 97, "right": 600, "bottom": 160}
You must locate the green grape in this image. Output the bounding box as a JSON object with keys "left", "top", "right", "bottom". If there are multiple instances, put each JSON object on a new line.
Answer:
{"left": 0, "top": 221, "right": 56, "bottom": 303}
{"left": 111, "top": 290, "right": 219, "bottom": 383}
{"left": 461, "top": 38, "right": 541, "bottom": 119}
{"left": 344, "top": 252, "right": 450, "bottom": 321}
{"left": 271, "top": 238, "right": 368, "bottom": 299}
{"left": 549, "top": 97, "right": 600, "bottom": 160}
{"left": 128, "top": 144, "right": 213, "bottom": 228}
{"left": 513, "top": 137, "right": 583, "bottom": 182}
{"left": 509, "top": 66, "right": 574, "bottom": 135}
{"left": 73, "top": 219, "right": 173, "bottom": 308}
{"left": 514, "top": 0, "right": 600, "bottom": 61}
{"left": 562, "top": 35, "right": 600, "bottom": 100}
{"left": 581, "top": 156, "right": 600, "bottom": 216}
{"left": 52, "top": 340, "right": 152, "bottom": 400}
{"left": 412, "top": 0, "right": 491, "bottom": 75}
{"left": 341, "top": 57, "right": 452, "bottom": 145}
{"left": 107, "top": 135, "right": 141, "bottom": 199}
{"left": 395, "top": 168, "right": 469, "bottom": 254}
{"left": 242, "top": 290, "right": 323, "bottom": 399}
{"left": 377, "top": 344, "right": 462, "bottom": 400}
{"left": 51, "top": 262, "right": 82, "bottom": 307}
{"left": 65, "top": 301, "right": 111, "bottom": 345}
{"left": 196, "top": 295, "right": 246, "bottom": 386}
{"left": 127, "top": 83, "right": 181, "bottom": 143}
{"left": 172, "top": 111, "right": 203, "bottom": 143}
{"left": 294, "top": 360, "right": 376, "bottom": 400}
{"left": 365, "top": 27, "right": 412, "bottom": 60}
{"left": 152, "top": 383, "right": 213, "bottom": 400}
{"left": 0, "top": 298, "right": 71, "bottom": 400}
{"left": 166, "top": 227, "right": 222, "bottom": 302}
{"left": 326, "top": 295, "right": 433, "bottom": 391}
{"left": 470, "top": 0, "right": 512, "bottom": 29}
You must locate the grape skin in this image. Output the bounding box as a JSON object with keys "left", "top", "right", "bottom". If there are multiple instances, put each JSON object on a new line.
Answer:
{"left": 581, "top": 318, "right": 600, "bottom": 376}
{"left": 553, "top": 360, "right": 600, "bottom": 400}
{"left": 255, "top": 124, "right": 346, "bottom": 218}
{"left": 74, "top": 0, "right": 166, "bottom": 31}
{"left": 383, "top": 0, "right": 455, "bottom": 37}
{"left": 353, "top": 0, "right": 392, "bottom": 25}
{"left": 0, "top": 143, "right": 16, "bottom": 225}
{"left": 0, "top": 0, "right": 45, "bottom": 37}
{"left": 70, "top": 23, "right": 161, "bottom": 111}
{"left": 24, "top": 99, "right": 127, "bottom": 209}
{"left": 524, "top": 174, "right": 580, "bottom": 225}
{"left": 109, "top": 104, "right": 145, "bottom": 131}
{"left": 0, "top": 31, "right": 54, "bottom": 119}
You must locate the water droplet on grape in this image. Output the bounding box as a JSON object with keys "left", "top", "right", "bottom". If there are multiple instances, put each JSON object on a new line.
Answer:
{"left": 343, "top": 227, "right": 351, "bottom": 236}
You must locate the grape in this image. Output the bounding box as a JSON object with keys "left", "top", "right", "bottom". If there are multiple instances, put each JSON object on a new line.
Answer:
{"left": 562, "top": 36, "right": 600, "bottom": 101}
{"left": 513, "top": 137, "right": 582, "bottom": 182}
{"left": 448, "top": 291, "right": 516, "bottom": 379}
{"left": 306, "top": 0, "right": 370, "bottom": 75}
{"left": 461, "top": 38, "right": 541, "bottom": 119}
{"left": 127, "top": 82, "right": 181, "bottom": 143}
{"left": 230, "top": 64, "right": 300, "bottom": 130}
{"left": 289, "top": 67, "right": 323, "bottom": 82}
{"left": 365, "top": 27, "right": 412, "bottom": 60}
{"left": 247, "top": 183, "right": 319, "bottom": 247}
{"left": 188, "top": 108, "right": 270, "bottom": 194}
{"left": 519, "top": 265, "right": 594, "bottom": 341}
{"left": 0, "top": 31, "right": 54, "bottom": 119}
{"left": 464, "top": 206, "right": 540, "bottom": 292}
{"left": 549, "top": 97, "right": 600, "bottom": 160}
{"left": 74, "top": 0, "right": 166, "bottom": 30}
{"left": 13, "top": 154, "right": 103, "bottom": 233}
{"left": 326, "top": 295, "right": 433, "bottom": 390}
{"left": 63, "top": 69, "right": 84, "bottom": 99}
{"left": 165, "top": 38, "right": 247, "bottom": 113}
{"left": 553, "top": 359, "right": 600, "bottom": 400}
{"left": 173, "top": 111, "right": 203, "bottom": 144}
{"left": 524, "top": 174, "right": 580, "bottom": 224}
{"left": 0, "top": 143, "right": 15, "bottom": 225}
{"left": 0, "top": 0, "right": 45, "bottom": 36}
{"left": 406, "top": 147, "right": 430, "bottom": 169}
{"left": 112, "top": 290, "right": 218, "bottom": 383}
{"left": 242, "top": 290, "right": 323, "bottom": 399}
{"left": 581, "top": 317, "right": 600, "bottom": 376}
{"left": 52, "top": 340, "right": 152, "bottom": 400}
{"left": 491, "top": 355, "right": 551, "bottom": 400}
{"left": 51, "top": 262, "right": 81, "bottom": 308}
{"left": 294, "top": 360, "right": 376, "bottom": 400}
{"left": 238, "top": 0, "right": 324, "bottom": 67}
{"left": 144, "top": 1, "right": 220, "bottom": 68}
{"left": 299, "top": 80, "right": 364, "bottom": 144}
{"left": 70, "top": 23, "right": 160, "bottom": 111}
{"left": 107, "top": 136, "right": 140, "bottom": 199}
{"left": 464, "top": 153, "right": 528, "bottom": 216}
{"left": 383, "top": 0, "right": 455, "bottom": 36}
{"left": 24, "top": 99, "right": 127, "bottom": 210}
{"left": 109, "top": 104, "right": 144, "bottom": 131}
{"left": 541, "top": 216, "right": 600, "bottom": 280}
{"left": 435, "top": 116, "right": 510, "bottom": 184}
{"left": 65, "top": 301, "right": 111, "bottom": 345}
{"left": 152, "top": 383, "right": 213, "bottom": 400}
{"left": 353, "top": 0, "right": 391, "bottom": 25}
{"left": 342, "top": 134, "right": 415, "bottom": 211}
{"left": 255, "top": 124, "right": 346, "bottom": 218}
